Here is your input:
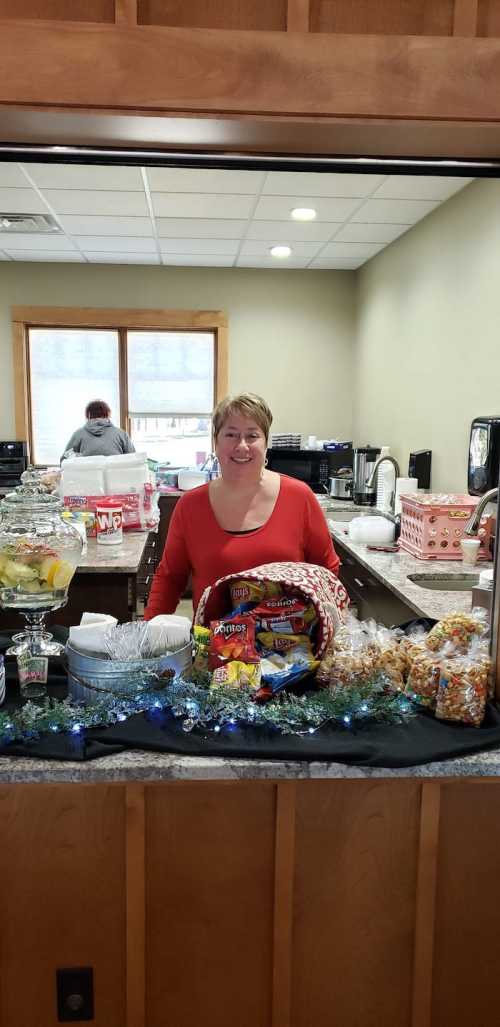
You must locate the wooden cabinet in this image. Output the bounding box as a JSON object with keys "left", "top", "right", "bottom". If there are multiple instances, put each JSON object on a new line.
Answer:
{"left": 1, "top": 776, "right": 500, "bottom": 1026}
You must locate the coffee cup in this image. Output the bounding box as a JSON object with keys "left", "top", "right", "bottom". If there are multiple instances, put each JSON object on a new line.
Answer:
{"left": 460, "top": 538, "right": 481, "bottom": 566}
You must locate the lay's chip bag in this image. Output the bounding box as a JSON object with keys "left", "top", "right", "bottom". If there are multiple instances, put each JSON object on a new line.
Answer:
{"left": 229, "top": 578, "right": 282, "bottom": 609}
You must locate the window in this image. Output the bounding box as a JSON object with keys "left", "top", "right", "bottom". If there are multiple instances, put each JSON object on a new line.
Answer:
{"left": 13, "top": 308, "right": 228, "bottom": 466}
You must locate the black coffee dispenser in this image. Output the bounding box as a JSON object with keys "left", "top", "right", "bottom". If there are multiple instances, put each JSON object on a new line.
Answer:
{"left": 353, "top": 446, "right": 381, "bottom": 506}
{"left": 468, "top": 417, "right": 500, "bottom": 495}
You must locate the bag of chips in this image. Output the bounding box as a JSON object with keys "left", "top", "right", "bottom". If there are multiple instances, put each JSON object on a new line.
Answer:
{"left": 192, "top": 625, "right": 210, "bottom": 674}
{"left": 257, "top": 631, "right": 312, "bottom": 655}
{"left": 229, "top": 578, "right": 282, "bottom": 608}
{"left": 211, "top": 660, "right": 262, "bottom": 690}
{"left": 260, "top": 645, "right": 319, "bottom": 694}
{"left": 208, "top": 615, "right": 259, "bottom": 669}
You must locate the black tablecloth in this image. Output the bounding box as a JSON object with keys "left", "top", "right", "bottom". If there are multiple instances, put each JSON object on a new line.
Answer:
{"left": 2, "top": 626, "right": 500, "bottom": 767}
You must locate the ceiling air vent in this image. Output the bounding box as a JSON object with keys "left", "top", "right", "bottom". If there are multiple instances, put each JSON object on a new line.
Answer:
{"left": 0, "top": 213, "right": 61, "bottom": 233}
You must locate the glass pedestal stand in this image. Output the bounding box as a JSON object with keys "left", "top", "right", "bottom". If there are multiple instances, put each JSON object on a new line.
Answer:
{"left": 2, "top": 598, "right": 68, "bottom": 698}
{"left": 6, "top": 608, "right": 66, "bottom": 658}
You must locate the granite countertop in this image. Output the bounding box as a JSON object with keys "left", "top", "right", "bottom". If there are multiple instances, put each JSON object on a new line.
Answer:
{"left": 2, "top": 747, "right": 500, "bottom": 783}
{"left": 328, "top": 519, "right": 493, "bottom": 621}
{"left": 76, "top": 533, "right": 149, "bottom": 575}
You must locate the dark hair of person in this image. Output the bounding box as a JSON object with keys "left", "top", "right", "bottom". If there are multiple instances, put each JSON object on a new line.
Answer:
{"left": 85, "top": 399, "right": 111, "bottom": 420}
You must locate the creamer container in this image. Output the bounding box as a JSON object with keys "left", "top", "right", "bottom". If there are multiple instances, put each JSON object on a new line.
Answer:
{"left": 96, "top": 500, "right": 123, "bottom": 545}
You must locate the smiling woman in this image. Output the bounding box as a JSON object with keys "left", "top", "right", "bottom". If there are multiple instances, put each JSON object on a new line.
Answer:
{"left": 144, "top": 392, "right": 341, "bottom": 618}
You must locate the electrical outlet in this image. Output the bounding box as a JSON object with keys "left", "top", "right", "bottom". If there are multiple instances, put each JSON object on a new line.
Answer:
{"left": 56, "top": 967, "right": 94, "bottom": 1022}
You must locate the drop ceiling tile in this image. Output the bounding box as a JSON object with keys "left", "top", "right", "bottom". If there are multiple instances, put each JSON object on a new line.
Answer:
{"left": 25, "top": 163, "right": 145, "bottom": 191}
{"left": 262, "top": 172, "right": 386, "bottom": 197}
{"left": 156, "top": 218, "right": 247, "bottom": 239}
{"left": 0, "top": 188, "right": 49, "bottom": 214}
{"left": 352, "top": 198, "right": 439, "bottom": 224}
{"left": 74, "top": 235, "right": 157, "bottom": 252}
{"left": 159, "top": 238, "right": 239, "bottom": 255}
{"left": 309, "top": 259, "right": 362, "bottom": 269}
{"left": 373, "top": 175, "right": 472, "bottom": 201}
{"left": 236, "top": 257, "right": 309, "bottom": 268}
{"left": 161, "top": 255, "right": 235, "bottom": 266}
{"left": 333, "top": 222, "right": 411, "bottom": 244}
{"left": 0, "top": 165, "right": 24, "bottom": 188}
{"left": 239, "top": 240, "right": 321, "bottom": 258}
{"left": 253, "top": 194, "right": 361, "bottom": 222}
{"left": 152, "top": 193, "right": 254, "bottom": 219}
{"left": 7, "top": 251, "right": 84, "bottom": 261}
{"left": 315, "top": 241, "right": 384, "bottom": 260}
{"left": 0, "top": 232, "right": 76, "bottom": 250}
{"left": 59, "top": 215, "right": 153, "bottom": 236}
{"left": 146, "top": 167, "right": 266, "bottom": 194}
{"left": 84, "top": 252, "right": 159, "bottom": 264}
{"left": 43, "top": 190, "right": 148, "bottom": 216}
{"left": 246, "top": 220, "right": 334, "bottom": 242}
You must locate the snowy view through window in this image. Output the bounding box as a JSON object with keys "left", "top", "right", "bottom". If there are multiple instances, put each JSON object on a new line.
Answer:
{"left": 29, "top": 328, "right": 215, "bottom": 467}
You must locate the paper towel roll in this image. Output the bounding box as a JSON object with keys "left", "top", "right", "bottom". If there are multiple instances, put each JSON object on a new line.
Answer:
{"left": 394, "top": 477, "right": 419, "bottom": 515}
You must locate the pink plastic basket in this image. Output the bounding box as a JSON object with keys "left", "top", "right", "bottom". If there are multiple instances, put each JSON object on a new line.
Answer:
{"left": 399, "top": 493, "right": 492, "bottom": 561}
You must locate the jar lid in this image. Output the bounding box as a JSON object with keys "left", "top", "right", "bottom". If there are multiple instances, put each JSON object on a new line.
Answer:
{"left": 0, "top": 468, "right": 63, "bottom": 512}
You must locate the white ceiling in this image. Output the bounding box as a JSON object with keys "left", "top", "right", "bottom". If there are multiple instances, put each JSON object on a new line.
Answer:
{"left": 0, "top": 163, "right": 472, "bottom": 270}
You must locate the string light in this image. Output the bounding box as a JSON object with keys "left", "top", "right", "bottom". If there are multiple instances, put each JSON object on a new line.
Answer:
{"left": 0, "top": 674, "right": 415, "bottom": 748}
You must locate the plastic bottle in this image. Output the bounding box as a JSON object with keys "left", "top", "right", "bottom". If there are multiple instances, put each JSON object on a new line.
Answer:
{"left": 376, "top": 446, "right": 396, "bottom": 513}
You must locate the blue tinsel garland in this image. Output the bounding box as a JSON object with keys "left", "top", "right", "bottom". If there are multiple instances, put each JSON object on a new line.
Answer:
{"left": 0, "top": 673, "right": 415, "bottom": 747}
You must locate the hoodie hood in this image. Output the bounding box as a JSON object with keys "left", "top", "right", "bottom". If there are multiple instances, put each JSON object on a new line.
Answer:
{"left": 85, "top": 417, "right": 112, "bottom": 437}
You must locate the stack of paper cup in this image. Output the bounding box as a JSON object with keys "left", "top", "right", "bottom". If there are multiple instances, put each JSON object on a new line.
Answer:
{"left": 394, "top": 477, "right": 419, "bottom": 515}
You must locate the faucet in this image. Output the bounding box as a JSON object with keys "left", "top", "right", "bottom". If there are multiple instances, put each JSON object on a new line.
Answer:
{"left": 465, "top": 487, "right": 498, "bottom": 535}
{"left": 366, "top": 455, "right": 401, "bottom": 513}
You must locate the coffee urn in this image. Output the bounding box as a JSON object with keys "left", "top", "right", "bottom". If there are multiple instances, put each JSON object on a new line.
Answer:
{"left": 353, "top": 446, "right": 381, "bottom": 506}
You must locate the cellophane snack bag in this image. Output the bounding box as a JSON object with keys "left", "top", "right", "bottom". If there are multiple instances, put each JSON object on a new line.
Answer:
{"left": 404, "top": 644, "right": 456, "bottom": 710}
{"left": 426, "top": 610, "right": 488, "bottom": 652}
{"left": 435, "top": 639, "right": 491, "bottom": 727}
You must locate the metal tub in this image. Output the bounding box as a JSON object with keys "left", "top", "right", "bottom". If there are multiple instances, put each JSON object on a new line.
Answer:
{"left": 66, "top": 640, "right": 192, "bottom": 703}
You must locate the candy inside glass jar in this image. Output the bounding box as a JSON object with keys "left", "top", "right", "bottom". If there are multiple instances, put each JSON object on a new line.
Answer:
{"left": 0, "top": 468, "right": 82, "bottom": 657}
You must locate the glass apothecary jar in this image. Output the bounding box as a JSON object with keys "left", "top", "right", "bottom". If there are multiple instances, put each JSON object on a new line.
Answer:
{"left": 0, "top": 469, "right": 83, "bottom": 657}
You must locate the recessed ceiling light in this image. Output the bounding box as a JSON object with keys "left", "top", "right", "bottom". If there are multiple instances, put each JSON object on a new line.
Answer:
{"left": 291, "top": 207, "right": 317, "bottom": 221}
{"left": 270, "top": 245, "right": 292, "bottom": 258}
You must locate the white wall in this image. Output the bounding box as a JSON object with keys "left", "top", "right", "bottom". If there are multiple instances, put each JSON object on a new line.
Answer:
{"left": 0, "top": 264, "right": 356, "bottom": 442}
{"left": 353, "top": 179, "right": 500, "bottom": 493}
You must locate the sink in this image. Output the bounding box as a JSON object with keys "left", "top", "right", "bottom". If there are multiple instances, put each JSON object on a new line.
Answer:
{"left": 407, "top": 573, "right": 480, "bottom": 591}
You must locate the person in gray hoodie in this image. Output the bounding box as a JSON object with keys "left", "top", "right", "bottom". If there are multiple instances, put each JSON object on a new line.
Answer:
{"left": 61, "top": 399, "right": 135, "bottom": 461}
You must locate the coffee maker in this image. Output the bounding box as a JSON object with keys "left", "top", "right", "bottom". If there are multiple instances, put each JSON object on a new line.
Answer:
{"left": 353, "top": 446, "right": 381, "bottom": 506}
{"left": 468, "top": 417, "right": 500, "bottom": 495}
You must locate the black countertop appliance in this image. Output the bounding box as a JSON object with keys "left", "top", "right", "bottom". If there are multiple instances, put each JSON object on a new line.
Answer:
{"left": 353, "top": 445, "right": 380, "bottom": 506}
{"left": 0, "top": 440, "right": 28, "bottom": 490}
{"left": 266, "top": 445, "right": 353, "bottom": 494}
{"left": 468, "top": 417, "right": 500, "bottom": 495}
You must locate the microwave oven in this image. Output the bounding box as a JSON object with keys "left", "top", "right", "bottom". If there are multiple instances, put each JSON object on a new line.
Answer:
{"left": 266, "top": 446, "right": 353, "bottom": 493}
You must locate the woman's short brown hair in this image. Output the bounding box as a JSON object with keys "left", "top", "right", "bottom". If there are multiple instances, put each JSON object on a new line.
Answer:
{"left": 85, "top": 399, "right": 111, "bottom": 420}
{"left": 212, "top": 393, "right": 273, "bottom": 444}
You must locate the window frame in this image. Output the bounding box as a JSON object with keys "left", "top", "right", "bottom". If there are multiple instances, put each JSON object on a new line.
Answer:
{"left": 12, "top": 306, "right": 228, "bottom": 464}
